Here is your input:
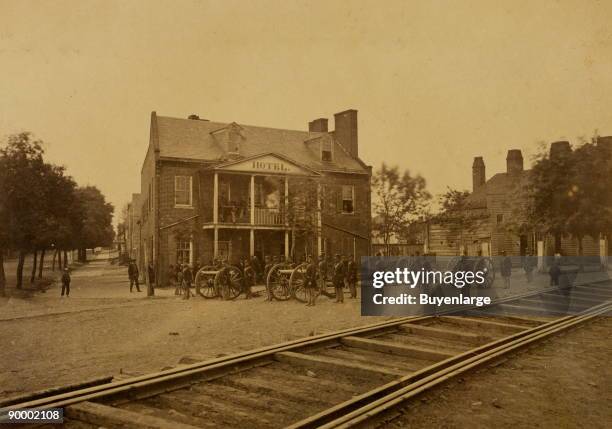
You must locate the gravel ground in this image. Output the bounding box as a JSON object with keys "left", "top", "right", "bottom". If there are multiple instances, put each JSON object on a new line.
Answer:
{"left": 377, "top": 316, "right": 612, "bottom": 429}
{"left": 0, "top": 258, "right": 391, "bottom": 398}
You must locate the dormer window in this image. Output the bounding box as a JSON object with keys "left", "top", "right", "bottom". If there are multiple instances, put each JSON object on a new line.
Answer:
{"left": 321, "top": 139, "right": 333, "bottom": 162}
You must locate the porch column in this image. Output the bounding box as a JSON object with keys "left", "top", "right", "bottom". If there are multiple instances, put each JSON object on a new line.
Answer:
{"left": 250, "top": 175, "right": 255, "bottom": 225}
{"left": 285, "top": 231, "right": 289, "bottom": 258}
{"left": 213, "top": 172, "right": 219, "bottom": 224}
{"left": 316, "top": 183, "right": 322, "bottom": 256}
{"left": 214, "top": 227, "right": 219, "bottom": 259}
{"left": 250, "top": 175, "right": 255, "bottom": 257}
{"left": 250, "top": 229, "right": 255, "bottom": 257}
{"left": 285, "top": 177, "right": 290, "bottom": 258}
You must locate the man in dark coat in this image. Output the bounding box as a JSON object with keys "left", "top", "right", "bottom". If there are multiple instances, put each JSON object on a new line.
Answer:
{"left": 128, "top": 260, "right": 141, "bottom": 292}
{"left": 523, "top": 252, "right": 536, "bottom": 283}
{"left": 61, "top": 267, "right": 71, "bottom": 297}
{"left": 182, "top": 264, "right": 193, "bottom": 300}
{"left": 346, "top": 255, "right": 358, "bottom": 299}
{"left": 333, "top": 254, "right": 345, "bottom": 303}
{"left": 147, "top": 262, "right": 156, "bottom": 295}
{"left": 500, "top": 251, "right": 512, "bottom": 289}
{"left": 304, "top": 255, "right": 318, "bottom": 306}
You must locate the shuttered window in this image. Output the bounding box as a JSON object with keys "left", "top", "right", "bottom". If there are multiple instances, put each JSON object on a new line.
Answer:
{"left": 175, "top": 176, "right": 193, "bottom": 207}
{"left": 342, "top": 185, "right": 354, "bottom": 214}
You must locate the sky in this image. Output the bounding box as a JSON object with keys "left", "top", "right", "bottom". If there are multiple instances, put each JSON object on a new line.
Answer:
{"left": 1, "top": 0, "right": 611, "bottom": 224}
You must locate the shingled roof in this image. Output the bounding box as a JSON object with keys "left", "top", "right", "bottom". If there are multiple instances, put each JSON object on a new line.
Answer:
{"left": 152, "top": 114, "right": 368, "bottom": 174}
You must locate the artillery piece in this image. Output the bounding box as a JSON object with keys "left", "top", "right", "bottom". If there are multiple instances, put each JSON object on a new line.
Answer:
{"left": 194, "top": 264, "right": 243, "bottom": 300}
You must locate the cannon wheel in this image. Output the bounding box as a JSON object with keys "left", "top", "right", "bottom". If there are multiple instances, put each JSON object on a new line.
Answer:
{"left": 290, "top": 263, "right": 308, "bottom": 303}
{"left": 473, "top": 257, "right": 495, "bottom": 288}
{"left": 195, "top": 266, "right": 219, "bottom": 298}
{"left": 267, "top": 263, "right": 292, "bottom": 301}
{"left": 216, "top": 265, "right": 243, "bottom": 300}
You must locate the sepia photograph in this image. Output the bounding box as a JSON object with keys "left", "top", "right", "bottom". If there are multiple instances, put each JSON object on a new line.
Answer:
{"left": 0, "top": 1, "right": 610, "bottom": 428}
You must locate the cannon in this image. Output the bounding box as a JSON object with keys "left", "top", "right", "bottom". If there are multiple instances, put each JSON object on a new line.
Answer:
{"left": 194, "top": 264, "right": 243, "bottom": 300}
{"left": 266, "top": 262, "right": 338, "bottom": 302}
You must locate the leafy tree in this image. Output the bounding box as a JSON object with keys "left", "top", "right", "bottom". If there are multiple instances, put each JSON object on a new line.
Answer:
{"left": 526, "top": 136, "right": 612, "bottom": 256}
{"left": 74, "top": 186, "right": 115, "bottom": 261}
{"left": 372, "top": 163, "right": 431, "bottom": 254}
{"left": 286, "top": 178, "right": 319, "bottom": 259}
{"left": 0, "top": 133, "right": 48, "bottom": 288}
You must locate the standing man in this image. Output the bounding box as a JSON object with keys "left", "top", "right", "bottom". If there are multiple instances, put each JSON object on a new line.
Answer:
{"left": 523, "top": 252, "right": 536, "bottom": 283}
{"left": 304, "top": 255, "right": 318, "bottom": 306}
{"left": 182, "top": 264, "right": 193, "bottom": 300}
{"left": 346, "top": 255, "right": 358, "bottom": 299}
{"left": 147, "top": 261, "right": 156, "bottom": 296}
{"left": 500, "top": 251, "right": 512, "bottom": 289}
{"left": 128, "top": 260, "right": 141, "bottom": 293}
{"left": 61, "top": 267, "right": 71, "bottom": 297}
{"left": 333, "top": 254, "right": 345, "bottom": 303}
{"left": 318, "top": 252, "right": 327, "bottom": 291}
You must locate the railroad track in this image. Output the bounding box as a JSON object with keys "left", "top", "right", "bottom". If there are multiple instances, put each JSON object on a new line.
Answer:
{"left": 2, "top": 280, "right": 611, "bottom": 429}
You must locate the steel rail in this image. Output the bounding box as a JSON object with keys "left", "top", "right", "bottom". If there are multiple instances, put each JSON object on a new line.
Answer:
{"left": 313, "top": 301, "right": 612, "bottom": 429}
{"left": 2, "top": 279, "right": 609, "bottom": 413}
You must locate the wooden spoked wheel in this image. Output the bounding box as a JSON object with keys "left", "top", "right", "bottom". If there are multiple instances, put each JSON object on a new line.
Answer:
{"left": 289, "top": 263, "right": 308, "bottom": 303}
{"left": 267, "top": 263, "right": 292, "bottom": 301}
{"left": 217, "top": 266, "right": 243, "bottom": 300}
{"left": 195, "top": 266, "right": 219, "bottom": 298}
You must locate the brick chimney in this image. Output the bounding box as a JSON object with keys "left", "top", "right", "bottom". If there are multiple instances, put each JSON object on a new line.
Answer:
{"left": 506, "top": 149, "right": 523, "bottom": 175}
{"left": 550, "top": 141, "right": 571, "bottom": 159}
{"left": 472, "top": 156, "right": 486, "bottom": 191}
{"left": 309, "top": 118, "right": 328, "bottom": 132}
{"left": 334, "top": 109, "right": 358, "bottom": 158}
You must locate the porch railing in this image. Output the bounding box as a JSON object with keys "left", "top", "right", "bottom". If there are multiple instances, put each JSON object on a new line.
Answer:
{"left": 254, "top": 207, "right": 284, "bottom": 225}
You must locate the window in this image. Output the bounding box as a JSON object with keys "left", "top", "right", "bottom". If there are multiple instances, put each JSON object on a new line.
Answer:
{"left": 342, "top": 185, "right": 354, "bottom": 214}
{"left": 175, "top": 176, "right": 193, "bottom": 207}
{"left": 496, "top": 214, "right": 504, "bottom": 224}
{"left": 176, "top": 240, "right": 192, "bottom": 265}
{"left": 321, "top": 139, "right": 333, "bottom": 162}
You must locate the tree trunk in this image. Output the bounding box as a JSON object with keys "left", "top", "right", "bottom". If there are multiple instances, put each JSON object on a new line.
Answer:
{"left": 52, "top": 249, "right": 57, "bottom": 271}
{"left": 63, "top": 250, "right": 69, "bottom": 269}
{"left": 30, "top": 250, "right": 38, "bottom": 283}
{"left": 0, "top": 250, "right": 6, "bottom": 297}
{"left": 16, "top": 251, "right": 26, "bottom": 289}
{"left": 79, "top": 248, "right": 87, "bottom": 263}
{"left": 38, "top": 249, "right": 46, "bottom": 278}
{"left": 57, "top": 250, "right": 62, "bottom": 271}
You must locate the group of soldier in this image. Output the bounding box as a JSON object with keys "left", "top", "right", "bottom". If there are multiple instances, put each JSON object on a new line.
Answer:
{"left": 127, "top": 252, "right": 359, "bottom": 305}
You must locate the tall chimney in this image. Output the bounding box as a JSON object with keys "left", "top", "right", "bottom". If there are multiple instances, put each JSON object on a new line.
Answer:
{"left": 550, "top": 141, "right": 571, "bottom": 159}
{"left": 309, "top": 118, "right": 328, "bottom": 132}
{"left": 334, "top": 109, "right": 358, "bottom": 158}
{"left": 506, "top": 149, "right": 523, "bottom": 175}
{"left": 472, "top": 157, "right": 486, "bottom": 192}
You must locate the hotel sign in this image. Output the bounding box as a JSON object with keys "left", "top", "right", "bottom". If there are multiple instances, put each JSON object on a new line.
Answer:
{"left": 217, "top": 154, "right": 318, "bottom": 176}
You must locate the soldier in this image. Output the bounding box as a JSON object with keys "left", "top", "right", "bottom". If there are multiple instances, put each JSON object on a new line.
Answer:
{"left": 182, "top": 264, "right": 193, "bottom": 299}
{"left": 242, "top": 257, "right": 254, "bottom": 299}
{"left": 251, "top": 254, "right": 262, "bottom": 283}
{"left": 318, "top": 252, "right": 327, "bottom": 290}
{"left": 128, "top": 260, "right": 141, "bottom": 292}
{"left": 304, "top": 255, "right": 318, "bottom": 306}
{"left": 61, "top": 267, "right": 71, "bottom": 297}
{"left": 346, "top": 255, "right": 358, "bottom": 298}
{"left": 333, "top": 254, "right": 345, "bottom": 303}
{"left": 175, "top": 264, "right": 184, "bottom": 295}
{"left": 500, "top": 251, "right": 512, "bottom": 289}
{"left": 263, "top": 255, "right": 273, "bottom": 301}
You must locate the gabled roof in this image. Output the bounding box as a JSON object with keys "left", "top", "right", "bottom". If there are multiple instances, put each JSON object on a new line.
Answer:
{"left": 466, "top": 170, "right": 531, "bottom": 208}
{"left": 153, "top": 114, "right": 368, "bottom": 174}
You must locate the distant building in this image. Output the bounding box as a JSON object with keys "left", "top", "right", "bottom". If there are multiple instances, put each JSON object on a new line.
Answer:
{"left": 138, "top": 110, "right": 371, "bottom": 282}
{"left": 426, "top": 139, "right": 611, "bottom": 265}
{"left": 126, "top": 193, "right": 141, "bottom": 262}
